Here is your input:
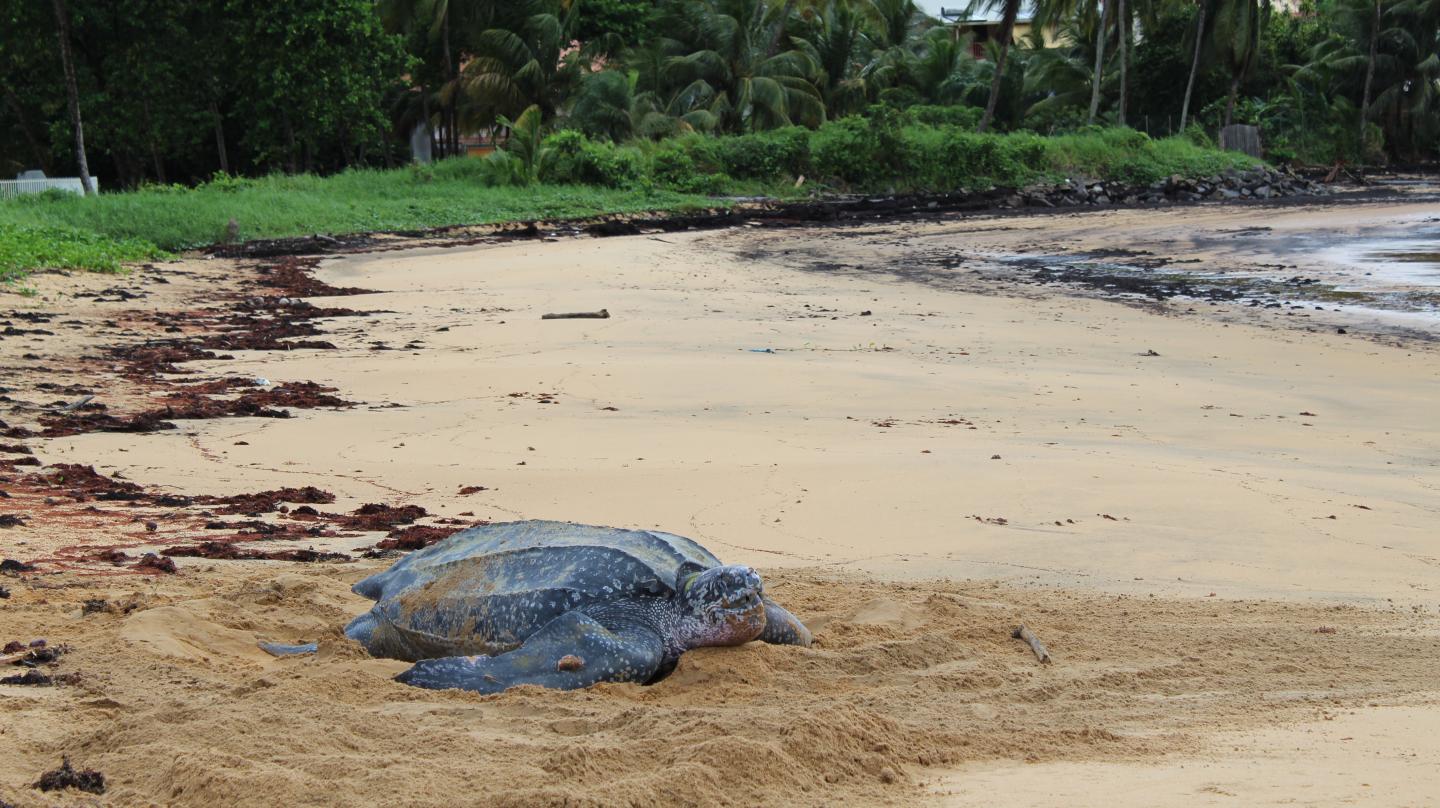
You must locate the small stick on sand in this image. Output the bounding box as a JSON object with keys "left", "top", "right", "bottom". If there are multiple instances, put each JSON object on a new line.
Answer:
{"left": 1012, "top": 624, "right": 1051, "bottom": 664}
{"left": 0, "top": 650, "right": 29, "bottom": 665}
{"left": 542, "top": 309, "right": 610, "bottom": 320}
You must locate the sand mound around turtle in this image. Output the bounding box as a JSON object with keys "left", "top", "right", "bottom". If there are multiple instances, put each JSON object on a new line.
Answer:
{"left": 1, "top": 564, "right": 1436, "bottom": 807}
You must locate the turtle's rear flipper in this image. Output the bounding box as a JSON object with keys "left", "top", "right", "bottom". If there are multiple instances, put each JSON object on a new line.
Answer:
{"left": 394, "top": 612, "right": 663, "bottom": 694}
{"left": 760, "top": 598, "right": 812, "bottom": 647}
{"left": 259, "top": 641, "right": 319, "bottom": 657}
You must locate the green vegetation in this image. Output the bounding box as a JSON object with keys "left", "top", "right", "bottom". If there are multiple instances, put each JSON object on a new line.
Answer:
{"left": 0, "top": 173, "right": 711, "bottom": 261}
{"left": 0, "top": 0, "right": 1408, "bottom": 283}
{"left": 0, "top": 222, "right": 163, "bottom": 285}
{"left": 3, "top": 0, "right": 1434, "bottom": 192}
{"left": 0, "top": 119, "right": 1254, "bottom": 283}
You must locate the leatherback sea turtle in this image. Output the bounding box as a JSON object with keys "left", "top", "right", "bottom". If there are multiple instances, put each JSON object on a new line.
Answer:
{"left": 265, "top": 520, "right": 811, "bottom": 694}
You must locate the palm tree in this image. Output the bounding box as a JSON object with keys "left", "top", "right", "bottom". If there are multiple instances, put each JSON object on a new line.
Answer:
{"left": 1211, "top": 0, "right": 1269, "bottom": 126}
{"left": 1179, "top": 0, "right": 1209, "bottom": 130}
{"left": 1360, "top": 0, "right": 1381, "bottom": 145}
{"left": 1023, "top": 20, "right": 1103, "bottom": 123}
{"left": 378, "top": 0, "right": 466, "bottom": 157}
{"left": 1294, "top": 0, "right": 1439, "bottom": 159}
{"left": 902, "top": 27, "right": 979, "bottom": 104}
{"left": 569, "top": 68, "right": 720, "bottom": 141}
{"left": 796, "top": 0, "right": 872, "bottom": 117}
{"left": 460, "top": 3, "right": 581, "bottom": 128}
{"left": 569, "top": 70, "right": 637, "bottom": 141}
{"left": 661, "top": 0, "right": 824, "bottom": 132}
{"left": 968, "top": 0, "right": 1024, "bottom": 132}
{"left": 1086, "top": 0, "right": 1111, "bottom": 123}
{"left": 1366, "top": 0, "right": 1440, "bottom": 159}
{"left": 50, "top": 0, "right": 93, "bottom": 194}
{"left": 865, "top": 0, "right": 925, "bottom": 49}
{"left": 1116, "top": 0, "right": 1128, "bottom": 125}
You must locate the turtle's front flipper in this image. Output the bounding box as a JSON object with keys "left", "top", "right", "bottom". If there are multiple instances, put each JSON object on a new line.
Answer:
{"left": 394, "top": 611, "right": 664, "bottom": 694}
{"left": 759, "top": 598, "right": 812, "bottom": 647}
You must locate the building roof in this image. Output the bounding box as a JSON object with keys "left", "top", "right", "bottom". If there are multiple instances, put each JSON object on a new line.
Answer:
{"left": 935, "top": 2, "right": 1038, "bottom": 24}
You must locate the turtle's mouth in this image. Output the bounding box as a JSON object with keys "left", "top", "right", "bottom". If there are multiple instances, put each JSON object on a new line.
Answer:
{"left": 718, "top": 590, "right": 762, "bottom": 611}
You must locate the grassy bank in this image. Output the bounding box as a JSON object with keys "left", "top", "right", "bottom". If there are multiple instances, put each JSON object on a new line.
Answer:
{"left": 0, "top": 180, "right": 711, "bottom": 259}
{"left": 0, "top": 223, "right": 166, "bottom": 285}
{"left": 1, "top": 122, "right": 1257, "bottom": 284}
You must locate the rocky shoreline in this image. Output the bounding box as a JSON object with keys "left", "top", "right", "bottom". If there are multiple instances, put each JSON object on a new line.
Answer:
{"left": 1014, "top": 165, "right": 1326, "bottom": 207}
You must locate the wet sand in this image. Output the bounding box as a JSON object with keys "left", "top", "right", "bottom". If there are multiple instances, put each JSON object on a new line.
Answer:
{"left": 2, "top": 197, "right": 1439, "bottom": 805}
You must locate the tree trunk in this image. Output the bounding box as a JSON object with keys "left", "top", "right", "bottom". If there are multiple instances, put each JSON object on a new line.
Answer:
{"left": 1180, "top": 3, "right": 1206, "bottom": 131}
{"left": 1117, "top": 0, "right": 1128, "bottom": 126}
{"left": 1087, "top": 0, "right": 1111, "bottom": 124}
{"left": 977, "top": 0, "right": 1021, "bottom": 133}
{"left": 142, "top": 96, "right": 166, "bottom": 184}
{"left": 421, "top": 83, "right": 436, "bottom": 159}
{"left": 1225, "top": 5, "right": 1260, "bottom": 129}
{"left": 766, "top": 0, "right": 796, "bottom": 56}
{"left": 50, "top": 0, "right": 94, "bottom": 194}
{"left": 1359, "top": 0, "right": 1380, "bottom": 156}
{"left": 1224, "top": 74, "right": 1240, "bottom": 126}
{"left": 209, "top": 99, "right": 229, "bottom": 174}
{"left": 2, "top": 85, "right": 51, "bottom": 173}
{"left": 283, "top": 112, "right": 298, "bottom": 174}
{"left": 441, "top": 10, "right": 456, "bottom": 158}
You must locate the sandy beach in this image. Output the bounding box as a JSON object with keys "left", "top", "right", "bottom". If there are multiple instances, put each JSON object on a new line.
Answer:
{"left": 2, "top": 196, "right": 1438, "bottom": 806}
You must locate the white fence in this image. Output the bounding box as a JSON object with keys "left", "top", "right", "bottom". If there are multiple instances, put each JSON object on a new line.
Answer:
{"left": 0, "top": 177, "right": 98, "bottom": 200}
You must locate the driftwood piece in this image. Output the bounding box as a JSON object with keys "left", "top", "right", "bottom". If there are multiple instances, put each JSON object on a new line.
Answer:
{"left": 541, "top": 309, "right": 610, "bottom": 320}
{"left": 0, "top": 650, "right": 28, "bottom": 665}
{"left": 1012, "top": 624, "right": 1051, "bottom": 664}
{"left": 58, "top": 395, "right": 95, "bottom": 413}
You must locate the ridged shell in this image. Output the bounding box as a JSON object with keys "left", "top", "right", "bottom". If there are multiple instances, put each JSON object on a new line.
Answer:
{"left": 351, "top": 520, "right": 723, "bottom": 658}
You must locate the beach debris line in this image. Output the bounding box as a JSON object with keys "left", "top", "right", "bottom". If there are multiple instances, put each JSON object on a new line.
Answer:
{"left": 1012, "top": 624, "right": 1052, "bottom": 664}
{"left": 541, "top": 309, "right": 609, "bottom": 320}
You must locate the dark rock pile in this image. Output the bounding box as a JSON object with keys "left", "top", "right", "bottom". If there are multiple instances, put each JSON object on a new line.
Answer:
{"left": 1016, "top": 166, "right": 1326, "bottom": 208}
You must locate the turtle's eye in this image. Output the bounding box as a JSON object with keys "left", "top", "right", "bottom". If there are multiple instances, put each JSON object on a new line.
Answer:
{"left": 685, "top": 565, "right": 762, "bottom": 617}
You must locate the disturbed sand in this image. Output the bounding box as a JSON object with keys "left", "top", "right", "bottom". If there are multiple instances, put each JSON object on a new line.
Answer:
{"left": 2, "top": 196, "right": 1439, "bottom": 806}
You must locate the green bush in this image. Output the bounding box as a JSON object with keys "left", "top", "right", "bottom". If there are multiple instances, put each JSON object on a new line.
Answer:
{"left": 427, "top": 156, "right": 496, "bottom": 183}
{"left": 542, "top": 131, "right": 647, "bottom": 188}
{"left": 907, "top": 105, "right": 983, "bottom": 129}
{"left": 477, "top": 151, "right": 527, "bottom": 186}
{"left": 200, "top": 171, "right": 261, "bottom": 193}
{"left": 810, "top": 110, "right": 912, "bottom": 188}
{"left": 900, "top": 127, "right": 1047, "bottom": 189}
{"left": 650, "top": 144, "right": 729, "bottom": 194}
{"left": 1181, "top": 124, "right": 1215, "bottom": 149}
{"left": 712, "top": 127, "right": 810, "bottom": 179}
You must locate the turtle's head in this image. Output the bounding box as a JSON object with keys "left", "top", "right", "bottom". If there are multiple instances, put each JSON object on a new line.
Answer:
{"left": 677, "top": 565, "right": 767, "bottom": 648}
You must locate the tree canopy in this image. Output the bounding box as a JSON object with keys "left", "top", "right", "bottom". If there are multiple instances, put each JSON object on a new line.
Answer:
{"left": 2, "top": 0, "right": 1434, "bottom": 186}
